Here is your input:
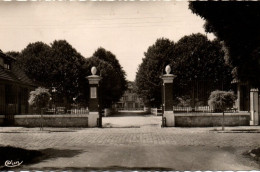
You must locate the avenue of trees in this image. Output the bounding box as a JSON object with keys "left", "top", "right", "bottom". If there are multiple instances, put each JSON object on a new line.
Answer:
{"left": 135, "top": 33, "right": 233, "bottom": 108}
{"left": 189, "top": 2, "right": 260, "bottom": 88}
{"left": 7, "top": 41, "right": 127, "bottom": 109}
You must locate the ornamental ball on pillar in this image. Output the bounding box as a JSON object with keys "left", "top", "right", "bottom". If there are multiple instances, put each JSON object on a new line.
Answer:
{"left": 165, "top": 65, "right": 171, "bottom": 74}
{"left": 91, "top": 66, "right": 97, "bottom": 75}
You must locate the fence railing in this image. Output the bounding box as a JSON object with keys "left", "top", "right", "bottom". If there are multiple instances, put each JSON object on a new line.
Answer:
{"left": 44, "top": 107, "right": 89, "bottom": 115}
{"left": 173, "top": 106, "right": 238, "bottom": 113}
{"left": 116, "top": 107, "right": 144, "bottom": 111}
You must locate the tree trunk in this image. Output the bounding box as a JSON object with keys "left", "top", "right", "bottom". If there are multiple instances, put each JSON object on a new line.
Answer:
{"left": 222, "top": 111, "right": 225, "bottom": 131}
{"left": 40, "top": 108, "right": 44, "bottom": 131}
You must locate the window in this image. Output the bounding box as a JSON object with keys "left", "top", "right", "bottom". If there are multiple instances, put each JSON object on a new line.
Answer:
{"left": 4, "top": 60, "right": 11, "bottom": 70}
{"left": 4, "top": 63, "right": 10, "bottom": 70}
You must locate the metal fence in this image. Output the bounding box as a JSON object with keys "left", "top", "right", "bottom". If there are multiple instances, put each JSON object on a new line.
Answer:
{"left": 116, "top": 107, "right": 144, "bottom": 111}
{"left": 42, "top": 107, "right": 89, "bottom": 115}
{"left": 173, "top": 106, "right": 238, "bottom": 113}
{"left": 171, "top": 79, "right": 236, "bottom": 113}
{"left": 173, "top": 79, "right": 233, "bottom": 107}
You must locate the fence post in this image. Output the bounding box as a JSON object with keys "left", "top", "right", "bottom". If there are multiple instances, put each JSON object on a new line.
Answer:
{"left": 250, "top": 88, "right": 259, "bottom": 125}
{"left": 161, "top": 65, "right": 176, "bottom": 127}
{"left": 86, "top": 66, "right": 102, "bottom": 128}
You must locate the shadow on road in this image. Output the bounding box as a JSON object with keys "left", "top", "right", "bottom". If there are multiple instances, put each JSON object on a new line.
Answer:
{"left": 29, "top": 166, "right": 175, "bottom": 171}
{"left": 0, "top": 146, "right": 83, "bottom": 170}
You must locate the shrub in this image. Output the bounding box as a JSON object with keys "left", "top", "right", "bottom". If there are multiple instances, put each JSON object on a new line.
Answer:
{"left": 176, "top": 96, "right": 205, "bottom": 107}
{"left": 176, "top": 96, "right": 191, "bottom": 107}
{"left": 208, "top": 90, "right": 236, "bottom": 112}
{"left": 28, "top": 87, "right": 51, "bottom": 112}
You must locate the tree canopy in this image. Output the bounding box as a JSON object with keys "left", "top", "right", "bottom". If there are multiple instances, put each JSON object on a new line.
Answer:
{"left": 28, "top": 87, "right": 51, "bottom": 112}
{"left": 17, "top": 40, "right": 85, "bottom": 107}
{"left": 135, "top": 38, "right": 175, "bottom": 107}
{"left": 18, "top": 42, "right": 53, "bottom": 86}
{"left": 135, "top": 34, "right": 232, "bottom": 107}
{"left": 12, "top": 41, "right": 126, "bottom": 109}
{"left": 50, "top": 40, "right": 85, "bottom": 104}
{"left": 189, "top": 2, "right": 260, "bottom": 88}
{"left": 170, "top": 33, "right": 232, "bottom": 91}
{"left": 93, "top": 47, "right": 128, "bottom": 106}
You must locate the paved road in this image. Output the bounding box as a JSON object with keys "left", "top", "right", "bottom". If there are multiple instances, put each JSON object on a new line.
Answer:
{"left": 0, "top": 112, "right": 259, "bottom": 170}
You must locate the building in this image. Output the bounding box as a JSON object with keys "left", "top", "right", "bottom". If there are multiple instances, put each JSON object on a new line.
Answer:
{"left": 0, "top": 50, "right": 36, "bottom": 116}
{"left": 114, "top": 81, "right": 144, "bottom": 110}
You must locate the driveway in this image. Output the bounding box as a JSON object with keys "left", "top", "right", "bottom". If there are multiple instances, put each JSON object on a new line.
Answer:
{"left": 103, "top": 111, "right": 161, "bottom": 128}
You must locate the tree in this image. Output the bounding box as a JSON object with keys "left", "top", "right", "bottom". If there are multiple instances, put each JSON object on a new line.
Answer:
{"left": 5, "top": 51, "right": 21, "bottom": 59}
{"left": 50, "top": 40, "right": 85, "bottom": 107}
{"left": 81, "top": 56, "right": 124, "bottom": 108}
{"left": 28, "top": 87, "right": 51, "bottom": 111}
{"left": 208, "top": 90, "right": 236, "bottom": 130}
{"left": 170, "top": 33, "right": 233, "bottom": 106}
{"left": 189, "top": 2, "right": 260, "bottom": 88}
{"left": 93, "top": 47, "right": 128, "bottom": 105}
{"left": 18, "top": 40, "right": 86, "bottom": 107}
{"left": 135, "top": 38, "right": 175, "bottom": 107}
{"left": 18, "top": 42, "right": 53, "bottom": 87}
{"left": 135, "top": 34, "right": 232, "bottom": 108}
{"left": 28, "top": 87, "right": 51, "bottom": 130}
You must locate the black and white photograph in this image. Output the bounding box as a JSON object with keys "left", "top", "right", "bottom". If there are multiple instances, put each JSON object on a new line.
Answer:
{"left": 0, "top": 1, "right": 260, "bottom": 171}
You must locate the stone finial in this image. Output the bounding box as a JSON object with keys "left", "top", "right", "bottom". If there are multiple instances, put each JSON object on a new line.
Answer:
{"left": 91, "top": 66, "right": 97, "bottom": 75}
{"left": 165, "top": 65, "right": 171, "bottom": 74}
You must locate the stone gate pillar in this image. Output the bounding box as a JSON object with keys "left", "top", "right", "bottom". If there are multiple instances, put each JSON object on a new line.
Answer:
{"left": 250, "top": 88, "right": 259, "bottom": 125}
{"left": 161, "top": 65, "right": 176, "bottom": 127}
{"left": 86, "top": 66, "right": 102, "bottom": 127}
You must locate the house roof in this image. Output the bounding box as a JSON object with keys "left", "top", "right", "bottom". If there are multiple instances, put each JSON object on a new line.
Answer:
{"left": 0, "top": 51, "right": 36, "bottom": 87}
{"left": 0, "top": 49, "right": 16, "bottom": 61}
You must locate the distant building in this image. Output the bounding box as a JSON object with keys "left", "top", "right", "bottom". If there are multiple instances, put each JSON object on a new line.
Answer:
{"left": 0, "top": 50, "right": 36, "bottom": 116}
{"left": 114, "top": 81, "right": 144, "bottom": 110}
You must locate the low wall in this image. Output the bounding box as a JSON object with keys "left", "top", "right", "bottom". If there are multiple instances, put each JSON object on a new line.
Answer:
{"left": 104, "top": 108, "right": 117, "bottom": 117}
{"left": 0, "top": 115, "right": 4, "bottom": 125}
{"left": 175, "top": 112, "right": 250, "bottom": 127}
{"left": 0, "top": 114, "right": 88, "bottom": 127}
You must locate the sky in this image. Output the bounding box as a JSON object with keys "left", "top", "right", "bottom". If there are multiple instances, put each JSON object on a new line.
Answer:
{"left": 0, "top": 1, "right": 214, "bottom": 81}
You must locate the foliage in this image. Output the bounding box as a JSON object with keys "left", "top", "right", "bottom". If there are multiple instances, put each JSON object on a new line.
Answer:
{"left": 50, "top": 40, "right": 85, "bottom": 105}
{"left": 93, "top": 47, "right": 128, "bottom": 100}
{"left": 28, "top": 87, "right": 51, "bottom": 110}
{"left": 171, "top": 33, "right": 232, "bottom": 82}
{"left": 189, "top": 2, "right": 260, "bottom": 88}
{"left": 176, "top": 96, "right": 191, "bottom": 107}
{"left": 136, "top": 34, "right": 232, "bottom": 107}
{"left": 208, "top": 90, "right": 236, "bottom": 112}
{"left": 135, "top": 38, "right": 175, "bottom": 107}
{"left": 18, "top": 42, "right": 53, "bottom": 87}
{"left": 171, "top": 33, "right": 233, "bottom": 105}
{"left": 82, "top": 56, "right": 125, "bottom": 108}
{"left": 14, "top": 41, "right": 127, "bottom": 109}
{"left": 17, "top": 40, "right": 86, "bottom": 106}
{"left": 5, "top": 51, "right": 21, "bottom": 59}
{"left": 176, "top": 96, "right": 204, "bottom": 107}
